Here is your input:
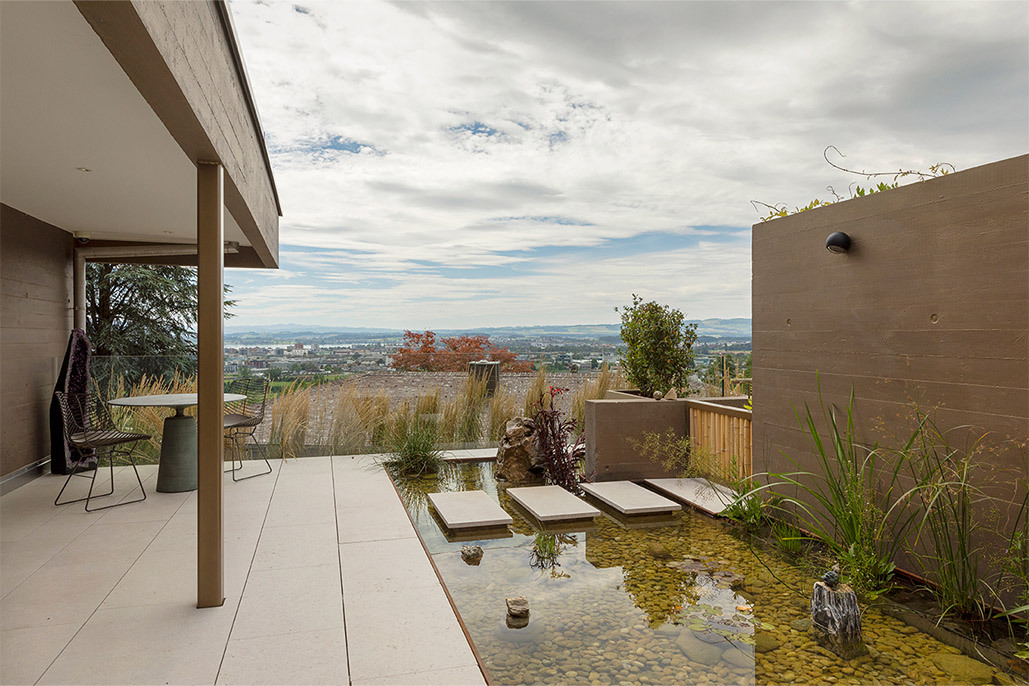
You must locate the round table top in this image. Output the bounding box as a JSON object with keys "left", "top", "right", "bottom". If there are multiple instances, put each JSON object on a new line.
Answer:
{"left": 108, "top": 392, "right": 246, "bottom": 409}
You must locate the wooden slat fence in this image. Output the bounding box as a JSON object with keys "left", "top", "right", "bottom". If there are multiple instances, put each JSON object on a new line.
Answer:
{"left": 685, "top": 398, "right": 753, "bottom": 481}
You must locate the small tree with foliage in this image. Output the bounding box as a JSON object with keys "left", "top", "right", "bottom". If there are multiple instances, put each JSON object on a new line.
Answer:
{"left": 617, "top": 294, "right": 697, "bottom": 397}
{"left": 390, "top": 330, "right": 532, "bottom": 372}
{"left": 86, "top": 263, "right": 234, "bottom": 385}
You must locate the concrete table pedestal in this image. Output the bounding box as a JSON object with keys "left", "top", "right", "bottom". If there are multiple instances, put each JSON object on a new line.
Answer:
{"left": 156, "top": 412, "right": 199, "bottom": 492}
{"left": 109, "top": 392, "right": 246, "bottom": 494}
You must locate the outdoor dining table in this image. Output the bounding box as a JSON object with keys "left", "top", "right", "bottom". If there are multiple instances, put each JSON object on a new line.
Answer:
{"left": 108, "top": 392, "right": 246, "bottom": 493}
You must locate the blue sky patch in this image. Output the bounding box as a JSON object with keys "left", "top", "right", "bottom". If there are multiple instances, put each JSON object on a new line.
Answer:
{"left": 449, "top": 121, "right": 501, "bottom": 137}
{"left": 491, "top": 215, "right": 592, "bottom": 226}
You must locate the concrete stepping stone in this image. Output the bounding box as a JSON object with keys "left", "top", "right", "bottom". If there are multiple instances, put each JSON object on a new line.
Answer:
{"left": 427, "top": 490, "right": 513, "bottom": 530}
{"left": 506, "top": 485, "right": 601, "bottom": 523}
{"left": 643, "top": 478, "right": 736, "bottom": 516}
{"left": 442, "top": 448, "right": 497, "bottom": 463}
{"left": 580, "top": 481, "right": 682, "bottom": 515}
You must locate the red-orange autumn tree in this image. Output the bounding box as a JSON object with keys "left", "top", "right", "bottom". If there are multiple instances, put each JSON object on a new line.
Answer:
{"left": 390, "top": 330, "right": 533, "bottom": 372}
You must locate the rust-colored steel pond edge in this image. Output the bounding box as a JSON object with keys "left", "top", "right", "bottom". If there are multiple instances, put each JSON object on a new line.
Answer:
{"left": 385, "top": 471, "right": 495, "bottom": 686}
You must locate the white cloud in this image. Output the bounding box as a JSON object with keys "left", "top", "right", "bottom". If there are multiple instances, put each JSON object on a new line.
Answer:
{"left": 226, "top": 0, "right": 1028, "bottom": 328}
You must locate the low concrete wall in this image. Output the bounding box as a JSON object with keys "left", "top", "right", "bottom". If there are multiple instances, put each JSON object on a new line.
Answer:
{"left": 585, "top": 398, "right": 687, "bottom": 482}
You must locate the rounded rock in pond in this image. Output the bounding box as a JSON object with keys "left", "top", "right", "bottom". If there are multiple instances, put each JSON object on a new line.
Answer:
{"left": 648, "top": 542, "right": 673, "bottom": 559}
{"left": 461, "top": 545, "right": 484, "bottom": 565}
{"left": 930, "top": 653, "right": 995, "bottom": 685}
{"left": 506, "top": 595, "right": 530, "bottom": 618}
{"left": 676, "top": 632, "right": 723, "bottom": 666}
{"left": 754, "top": 633, "right": 780, "bottom": 653}
{"left": 721, "top": 647, "right": 753, "bottom": 669}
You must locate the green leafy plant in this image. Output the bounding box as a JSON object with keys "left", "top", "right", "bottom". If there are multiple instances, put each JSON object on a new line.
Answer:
{"left": 722, "top": 483, "right": 768, "bottom": 532}
{"left": 772, "top": 519, "right": 804, "bottom": 555}
{"left": 757, "top": 381, "right": 924, "bottom": 598}
{"left": 616, "top": 294, "right": 698, "bottom": 398}
{"left": 629, "top": 428, "right": 694, "bottom": 477}
{"left": 752, "top": 146, "right": 955, "bottom": 222}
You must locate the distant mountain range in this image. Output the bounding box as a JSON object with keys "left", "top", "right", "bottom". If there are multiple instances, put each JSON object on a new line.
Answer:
{"left": 224, "top": 318, "right": 751, "bottom": 342}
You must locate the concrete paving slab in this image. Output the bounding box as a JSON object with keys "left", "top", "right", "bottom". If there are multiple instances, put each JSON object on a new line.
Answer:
{"left": 642, "top": 477, "right": 736, "bottom": 516}
{"left": 427, "top": 490, "right": 513, "bottom": 530}
{"left": 580, "top": 481, "right": 682, "bottom": 515}
{"left": 442, "top": 449, "right": 495, "bottom": 463}
{"left": 505, "top": 485, "right": 600, "bottom": 522}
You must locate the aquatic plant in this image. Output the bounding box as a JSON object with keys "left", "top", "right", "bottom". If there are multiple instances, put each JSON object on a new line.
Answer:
{"left": 616, "top": 294, "right": 697, "bottom": 397}
{"left": 528, "top": 532, "right": 563, "bottom": 572}
{"left": 758, "top": 381, "right": 925, "bottom": 597}
{"left": 993, "top": 481, "right": 1029, "bottom": 657}
{"left": 906, "top": 414, "right": 1013, "bottom": 620}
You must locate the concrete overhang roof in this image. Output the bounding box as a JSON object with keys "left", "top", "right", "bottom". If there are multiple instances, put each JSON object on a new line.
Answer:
{"left": 0, "top": 0, "right": 280, "bottom": 269}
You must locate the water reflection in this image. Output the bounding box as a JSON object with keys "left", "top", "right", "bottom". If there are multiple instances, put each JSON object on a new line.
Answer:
{"left": 391, "top": 462, "right": 977, "bottom": 686}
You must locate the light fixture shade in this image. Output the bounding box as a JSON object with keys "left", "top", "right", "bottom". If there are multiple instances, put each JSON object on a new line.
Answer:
{"left": 826, "top": 231, "right": 851, "bottom": 253}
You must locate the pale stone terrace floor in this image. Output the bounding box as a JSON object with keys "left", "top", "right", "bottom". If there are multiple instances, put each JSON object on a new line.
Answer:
{"left": 0, "top": 449, "right": 495, "bottom": 686}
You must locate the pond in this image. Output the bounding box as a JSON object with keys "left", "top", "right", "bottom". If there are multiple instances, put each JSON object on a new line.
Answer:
{"left": 389, "top": 462, "right": 1002, "bottom": 686}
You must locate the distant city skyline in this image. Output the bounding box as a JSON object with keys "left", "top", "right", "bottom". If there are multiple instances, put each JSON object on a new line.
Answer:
{"left": 226, "top": 0, "right": 1028, "bottom": 329}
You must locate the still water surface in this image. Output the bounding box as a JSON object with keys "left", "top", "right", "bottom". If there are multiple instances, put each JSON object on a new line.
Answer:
{"left": 391, "top": 462, "right": 974, "bottom": 685}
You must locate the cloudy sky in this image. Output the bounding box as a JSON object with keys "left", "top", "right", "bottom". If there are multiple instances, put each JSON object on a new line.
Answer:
{"left": 225, "top": 0, "right": 1028, "bottom": 331}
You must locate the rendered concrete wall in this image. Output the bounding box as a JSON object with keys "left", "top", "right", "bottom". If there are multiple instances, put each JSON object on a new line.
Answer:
{"left": 752, "top": 154, "right": 1028, "bottom": 572}
{"left": 585, "top": 398, "right": 687, "bottom": 482}
{"left": 75, "top": 0, "right": 279, "bottom": 267}
{"left": 0, "top": 206, "right": 74, "bottom": 478}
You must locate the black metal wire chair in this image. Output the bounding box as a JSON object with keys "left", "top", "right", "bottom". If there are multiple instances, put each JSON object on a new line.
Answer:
{"left": 224, "top": 377, "right": 272, "bottom": 481}
{"left": 54, "top": 391, "right": 149, "bottom": 511}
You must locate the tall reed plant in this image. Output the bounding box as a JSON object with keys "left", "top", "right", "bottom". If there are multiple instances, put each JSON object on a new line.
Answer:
{"left": 105, "top": 372, "right": 197, "bottom": 463}
{"left": 269, "top": 380, "right": 310, "bottom": 459}
{"left": 524, "top": 366, "right": 548, "bottom": 417}
{"left": 571, "top": 362, "right": 615, "bottom": 428}
{"left": 488, "top": 388, "right": 518, "bottom": 441}
{"left": 759, "top": 382, "right": 924, "bottom": 597}
{"left": 906, "top": 414, "right": 1000, "bottom": 619}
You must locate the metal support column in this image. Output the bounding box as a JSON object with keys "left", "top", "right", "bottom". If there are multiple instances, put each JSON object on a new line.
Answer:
{"left": 196, "top": 162, "right": 225, "bottom": 608}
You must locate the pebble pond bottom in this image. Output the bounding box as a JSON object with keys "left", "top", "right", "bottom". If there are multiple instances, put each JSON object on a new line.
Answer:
{"left": 390, "top": 463, "right": 995, "bottom": 686}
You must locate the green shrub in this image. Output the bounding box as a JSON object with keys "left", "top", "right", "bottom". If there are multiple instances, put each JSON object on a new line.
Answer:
{"left": 617, "top": 294, "right": 697, "bottom": 397}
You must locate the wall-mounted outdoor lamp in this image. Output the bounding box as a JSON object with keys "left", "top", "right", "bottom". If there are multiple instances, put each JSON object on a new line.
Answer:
{"left": 825, "top": 231, "right": 852, "bottom": 254}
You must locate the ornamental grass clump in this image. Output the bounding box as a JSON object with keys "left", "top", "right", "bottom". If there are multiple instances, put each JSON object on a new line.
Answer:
{"left": 488, "top": 387, "right": 518, "bottom": 441}
{"left": 382, "top": 415, "right": 444, "bottom": 476}
{"left": 571, "top": 362, "right": 616, "bottom": 427}
{"left": 617, "top": 294, "right": 698, "bottom": 397}
{"left": 269, "top": 380, "right": 310, "bottom": 459}
{"left": 757, "top": 380, "right": 924, "bottom": 598}
{"left": 904, "top": 414, "right": 1012, "bottom": 621}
